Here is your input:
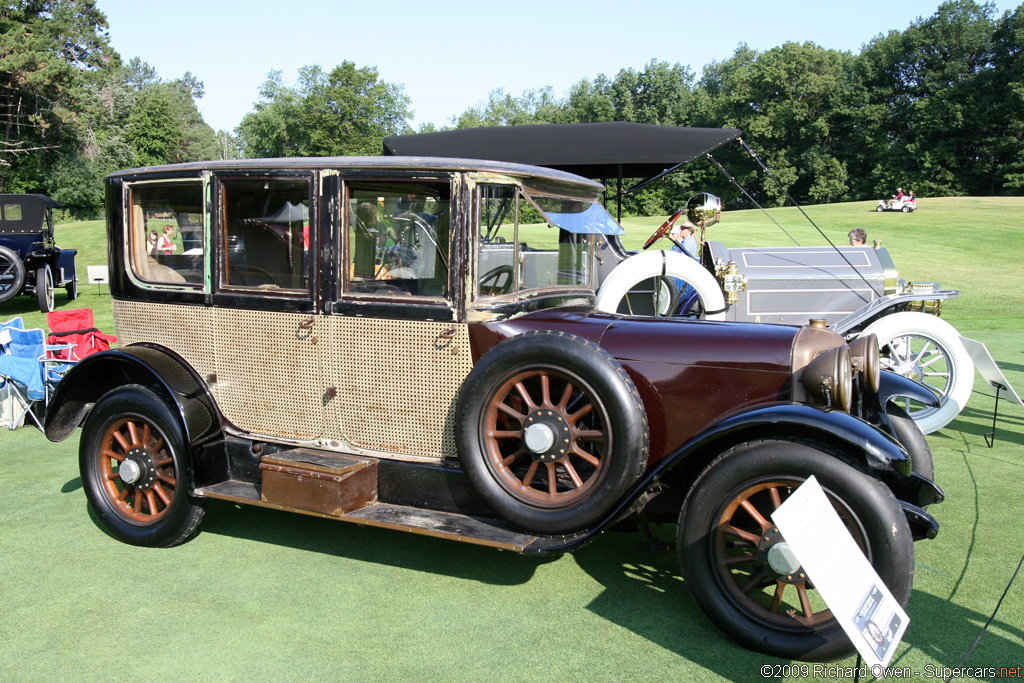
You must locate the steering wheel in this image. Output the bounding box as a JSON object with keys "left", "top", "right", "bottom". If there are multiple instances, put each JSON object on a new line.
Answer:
{"left": 643, "top": 208, "right": 686, "bottom": 250}
{"left": 479, "top": 265, "right": 514, "bottom": 296}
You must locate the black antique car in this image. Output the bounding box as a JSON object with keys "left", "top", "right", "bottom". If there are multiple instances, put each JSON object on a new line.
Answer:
{"left": 44, "top": 157, "right": 942, "bottom": 662}
{"left": 0, "top": 193, "right": 78, "bottom": 312}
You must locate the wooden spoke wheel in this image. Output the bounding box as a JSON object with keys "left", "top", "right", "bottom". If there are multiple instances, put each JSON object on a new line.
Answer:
{"left": 678, "top": 439, "right": 914, "bottom": 661}
{"left": 483, "top": 367, "right": 610, "bottom": 508}
{"left": 80, "top": 385, "right": 204, "bottom": 547}
{"left": 457, "top": 330, "right": 648, "bottom": 534}
{"left": 711, "top": 478, "right": 866, "bottom": 628}
{"left": 96, "top": 416, "right": 179, "bottom": 524}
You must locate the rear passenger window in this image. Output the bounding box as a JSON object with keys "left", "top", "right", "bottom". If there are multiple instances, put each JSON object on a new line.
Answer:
{"left": 345, "top": 181, "right": 451, "bottom": 299}
{"left": 127, "top": 182, "right": 205, "bottom": 287}
{"left": 218, "top": 177, "right": 311, "bottom": 292}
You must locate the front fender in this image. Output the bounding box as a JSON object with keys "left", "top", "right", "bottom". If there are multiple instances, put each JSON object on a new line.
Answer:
{"left": 877, "top": 370, "right": 940, "bottom": 409}
{"left": 527, "top": 403, "right": 938, "bottom": 555}
{"left": 44, "top": 345, "right": 220, "bottom": 447}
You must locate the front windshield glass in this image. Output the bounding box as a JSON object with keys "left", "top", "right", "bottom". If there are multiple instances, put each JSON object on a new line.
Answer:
{"left": 478, "top": 186, "right": 612, "bottom": 297}
{"left": 528, "top": 195, "right": 624, "bottom": 236}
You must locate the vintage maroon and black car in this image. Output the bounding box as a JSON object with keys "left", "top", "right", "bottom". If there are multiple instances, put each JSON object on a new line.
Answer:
{"left": 44, "top": 157, "right": 942, "bottom": 662}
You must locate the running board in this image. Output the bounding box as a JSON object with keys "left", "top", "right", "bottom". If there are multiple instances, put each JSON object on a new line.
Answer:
{"left": 195, "top": 448, "right": 542, "bottom": 552}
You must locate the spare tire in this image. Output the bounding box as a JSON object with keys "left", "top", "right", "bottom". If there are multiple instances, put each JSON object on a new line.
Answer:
{"left": 456, "top": 330, "right": 649, "bottom": 534}
{"left": 0, "top": 245, "right": 26, "bottom": 303}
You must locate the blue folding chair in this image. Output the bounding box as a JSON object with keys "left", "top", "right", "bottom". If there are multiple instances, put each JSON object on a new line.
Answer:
{"left": 0, "top": 325, "right": 75, "bottom": 430}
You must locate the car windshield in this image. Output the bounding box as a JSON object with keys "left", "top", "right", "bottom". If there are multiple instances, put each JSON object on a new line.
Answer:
{"left": 477, "top": 186, "right": 614, "bottom": 297}
{"left": 528, "top": 195, "right": 624, "bottom": 236}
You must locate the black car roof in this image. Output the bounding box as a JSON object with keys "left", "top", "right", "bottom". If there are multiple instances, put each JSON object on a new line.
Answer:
{"left": 383, "top": 123, "right": 742, "bottom": 179}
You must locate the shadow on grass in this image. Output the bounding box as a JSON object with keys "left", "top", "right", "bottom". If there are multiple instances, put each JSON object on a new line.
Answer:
{"left": 194, "top": 499, "right": 556, "bottom": 586}
{"left": 574, "top": 524, "right": 1024, "bottom": 674}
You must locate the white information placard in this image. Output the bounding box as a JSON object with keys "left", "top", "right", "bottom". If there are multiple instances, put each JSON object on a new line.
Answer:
{"left": 771, "top": 476, "right": 909, "bottom": 674}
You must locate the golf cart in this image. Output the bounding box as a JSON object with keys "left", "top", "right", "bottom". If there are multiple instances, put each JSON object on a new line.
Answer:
{"left": 0, "top": 193, "right": 77, "bottom": 312}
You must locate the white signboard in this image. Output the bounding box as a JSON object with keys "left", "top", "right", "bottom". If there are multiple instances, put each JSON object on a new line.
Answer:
{"left": 772, "top": 477, "right": 908, "bottom": 676}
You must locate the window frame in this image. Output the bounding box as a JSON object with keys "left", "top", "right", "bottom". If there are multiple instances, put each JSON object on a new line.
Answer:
{"left": 122, "top": 177, "right": 210, "bottom": 293}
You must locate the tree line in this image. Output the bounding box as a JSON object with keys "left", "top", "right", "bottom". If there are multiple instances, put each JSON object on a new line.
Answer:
{"left": 1, "top": 0, "right": 1021, "bottom": 218}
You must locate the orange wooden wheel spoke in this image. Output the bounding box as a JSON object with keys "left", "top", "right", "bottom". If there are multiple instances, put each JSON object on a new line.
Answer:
{"left": 570, "top": 444, "right": 600, "bottom": 467}
{"left": 132, "top": 492, "right": 142, "bottom": 513}
{"left": 723, "top": 524, "right": 762, "bottom": 545}
{"left": 796, "top": 583, "right": 814, "bottom": 618}
{"left": 144, "top": 490, "right": 158, "bottom": 515}
{"left": 557, "top": 382, "right": 573, "bottom": 410}
{"left": 522, "top": 461, "right": 539, "bottom": 487}
{"left": 769, "top": 487, "right": 782, "bottom": 510}
{"left": 545, "top": 463, "right": 557, "bottom": 495}
{"left": 501, "top": 448, "right": 525, "bottom": 467}
{"left": 150, "top": 438, "right": 164, "bottom": 453}
{"left": 112, "top": 431, "right": 130, "bottom": 452}
{"left": 514, "top": 382, "right": 537, "bottom": 411}
{"left": 769, "top": 581, "right": 786, "bottom": 613}
{"left": 574, "top": 429, "right": 604, "bottom": 442}
{"left": 740, "top": 567, "right": 769, "bottom": 594}
{"left": 153, "top": 483, "right": 172, "bottom": 507}
{"left": 117, "top": 487, "right": 130, "bottom": 502}
{"left": 724, "top": 553, "right": 757, "bottom": 567}
{"left": 488, "top": 430, "right": 521, "bottom": 440}
{"left": 156, "top": 471, "right": 176, "bottom": 487}
{"left": 126, "top": 421, "right": 141, "bottom": 448}
{"left": 155, "top": 456, "right": 172, "bottom": 468}
{"left": 539, "top": 374, "right": 552, "bottom": 406}
{"left": 497, "top": 403, "right": 525, "bottom": 421}
{"left": 569, "top": 403, "right": 593, "bottom": 422}
{"left": 105, "top": 471, "right": 119, "bottom": 481}
{"left": 739, "top": 498, "right": 772, "bottom": 531}
{"left": 562, "top": 460, "right": 583, "bottom": 488}
{"left": 102, "top": 449, "right": 124, "bottom": 462}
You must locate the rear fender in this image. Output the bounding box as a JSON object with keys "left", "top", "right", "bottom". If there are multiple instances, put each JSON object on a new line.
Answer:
{"left": 44, "top": 344, "right": 220, "bottom": 448}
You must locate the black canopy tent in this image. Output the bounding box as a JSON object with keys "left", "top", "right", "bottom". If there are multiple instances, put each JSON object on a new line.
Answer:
{"left": 382, "top": 122, "right": 741, "bottom": 220}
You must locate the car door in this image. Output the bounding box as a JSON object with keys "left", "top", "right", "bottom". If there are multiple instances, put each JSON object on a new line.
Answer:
{"left": 209, "top": 172, "right": 326, "bottom": 441}
{"left": 321, "top": 175, "right": 472, "bottom": 459}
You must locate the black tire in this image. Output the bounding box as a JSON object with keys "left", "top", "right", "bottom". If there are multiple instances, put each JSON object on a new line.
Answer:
{"left": 66, "top": 275, "right": 78, "bottom": 301}
{"left": 36, "top": 264, "right": 54, "bottom": 313}
{"left": 456, "top": 330, "right": 649, "bottom": 534}
{"left": 901, "top": 206, "right": 910, "bottom": 213}
{"left": 79, "top": 385, "right": 205, "bottom": 547}
{"left": 678, "top": 439, "right": 915, "bottom": 661}
{"left": 886, "top": 404, "right": 935, "bottom": 481}
{"left": 0, "top": 245, "right": 25, "bottom": 303}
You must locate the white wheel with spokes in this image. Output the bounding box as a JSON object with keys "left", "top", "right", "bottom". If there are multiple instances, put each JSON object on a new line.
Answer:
{"left": 860, "top": 312, "right": 973, "bottom": 433}
{"left": 596, "top": 250, "right": 726, "bottom": 320}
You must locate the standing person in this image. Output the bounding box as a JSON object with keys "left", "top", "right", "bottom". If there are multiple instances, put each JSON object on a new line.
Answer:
{"left": 848, "top": 228, "right": 867, "bottom": 246}
{"left": 156, "top": 224, "right": 176, "bottom": 255}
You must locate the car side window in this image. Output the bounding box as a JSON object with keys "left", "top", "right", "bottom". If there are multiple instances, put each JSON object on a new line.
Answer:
{"left": 344, "top": 181, "right": 450, "bottom": 299}
{"left": 2, "top": 204, "right": 22, "bottom": 221}
{"left": 127, "top": 182, "right": 205, "bottom": 287}
{"left": 218, "top": 177, "right": 311, "bottom": 292}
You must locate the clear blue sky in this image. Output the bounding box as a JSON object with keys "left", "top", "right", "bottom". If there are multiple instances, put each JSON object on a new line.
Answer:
{"left": 95, "top": 0, "right": 1020, "bottom": 133}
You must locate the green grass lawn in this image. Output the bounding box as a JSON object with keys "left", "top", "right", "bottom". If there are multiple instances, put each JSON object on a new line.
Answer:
{"left": 1, "top": 198, "right": 1022, "bottom": 681}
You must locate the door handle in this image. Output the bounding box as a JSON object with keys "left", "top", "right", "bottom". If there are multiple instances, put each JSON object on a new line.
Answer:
{"left": 298, "top": 316, "right": 315, "bottom": 330}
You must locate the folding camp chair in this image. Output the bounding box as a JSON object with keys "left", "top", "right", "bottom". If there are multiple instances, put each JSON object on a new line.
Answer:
{"left": 0, "top": 326, "right": 75, "bottom": 430}
{"left": 46, "top": 308, "right": 117, "bottom": 361}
